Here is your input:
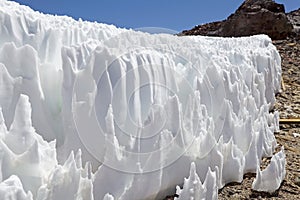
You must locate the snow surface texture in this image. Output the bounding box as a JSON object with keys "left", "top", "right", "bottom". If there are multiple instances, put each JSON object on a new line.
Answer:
{"left": 252, "top": 146, "right": 286, "bottom": 193}
{"left": 0, "top": 0, "right": 285, "bottom": 199}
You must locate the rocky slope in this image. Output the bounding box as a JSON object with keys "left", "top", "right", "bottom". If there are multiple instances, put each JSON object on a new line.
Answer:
{"left": 288, "top": 8, "right": 300, "bottom": 37}
{"left": 180, "top": 0, "right": 297, "bottom": 40}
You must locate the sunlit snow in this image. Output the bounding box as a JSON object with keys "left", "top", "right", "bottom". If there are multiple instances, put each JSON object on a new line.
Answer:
{"left": 0, "top": 0, "right": 285, "bottom": 199}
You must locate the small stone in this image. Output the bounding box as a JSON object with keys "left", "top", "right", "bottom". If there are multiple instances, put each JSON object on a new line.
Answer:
{"left": 287, "top": 43, "right": 296, "bottom": 46}
{"left": 292, "top": 132, "right": 299, "bottom": 137}
{"left": 295, "top": 177, "right": 300, "bottom": 187}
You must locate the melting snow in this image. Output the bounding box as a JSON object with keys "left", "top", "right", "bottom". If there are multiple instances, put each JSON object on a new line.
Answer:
{"left": 252, "top": 147, "right": 286, "bottom": 193}
{"left": 0, "top": 0, "right": 285, "bottom": 199}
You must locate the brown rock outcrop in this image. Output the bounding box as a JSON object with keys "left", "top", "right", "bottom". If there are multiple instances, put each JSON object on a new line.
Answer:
{"left": 220, "top": 0, "right": 293, "bottom": 40}
{"left": 180, "top": 21, "right": 224, "bottom": 36}
{"left": 287, "top": 8, "right": 300, "bottom": 37}
{"left": 180, "top": 0, "right": 295, "bottom": 40}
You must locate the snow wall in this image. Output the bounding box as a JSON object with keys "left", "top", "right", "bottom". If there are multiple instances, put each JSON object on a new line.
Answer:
{"left": 0, "top": 0, "right": 285, "bottom": 199}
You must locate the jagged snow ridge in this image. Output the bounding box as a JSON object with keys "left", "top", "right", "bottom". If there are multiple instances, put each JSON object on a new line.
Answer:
{"left": 0, "top": 175, "right": 33, "bottom": 200}
{"left": 175, "top": 162, "right": 218, "bottom": 200}
{"left": 0, "top": 0, "right": 284, "bottom": 199}
{"left": 0, "top": 95, "right": 95, "bottom": 199}
{"left": 0, "top": 95, "right": 57, "bottom": 197}
{"left": 252, "top": 146, "right": 286, "bottom": 193}
{"left": 36, "top": 149, "right": 94, "bottom": 200}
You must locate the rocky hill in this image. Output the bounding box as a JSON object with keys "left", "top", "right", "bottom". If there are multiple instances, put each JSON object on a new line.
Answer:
{"left": 180, "top": 0, "right": 299, "bottom": 40}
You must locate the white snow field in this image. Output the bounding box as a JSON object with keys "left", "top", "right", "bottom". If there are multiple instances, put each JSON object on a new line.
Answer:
{"left": 0, "top": 0, "right": 285, "bottom": 199}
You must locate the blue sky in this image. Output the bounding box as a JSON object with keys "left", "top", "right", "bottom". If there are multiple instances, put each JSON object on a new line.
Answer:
{"left": 12, "top": 0, "right": 299, "bottom": 33}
